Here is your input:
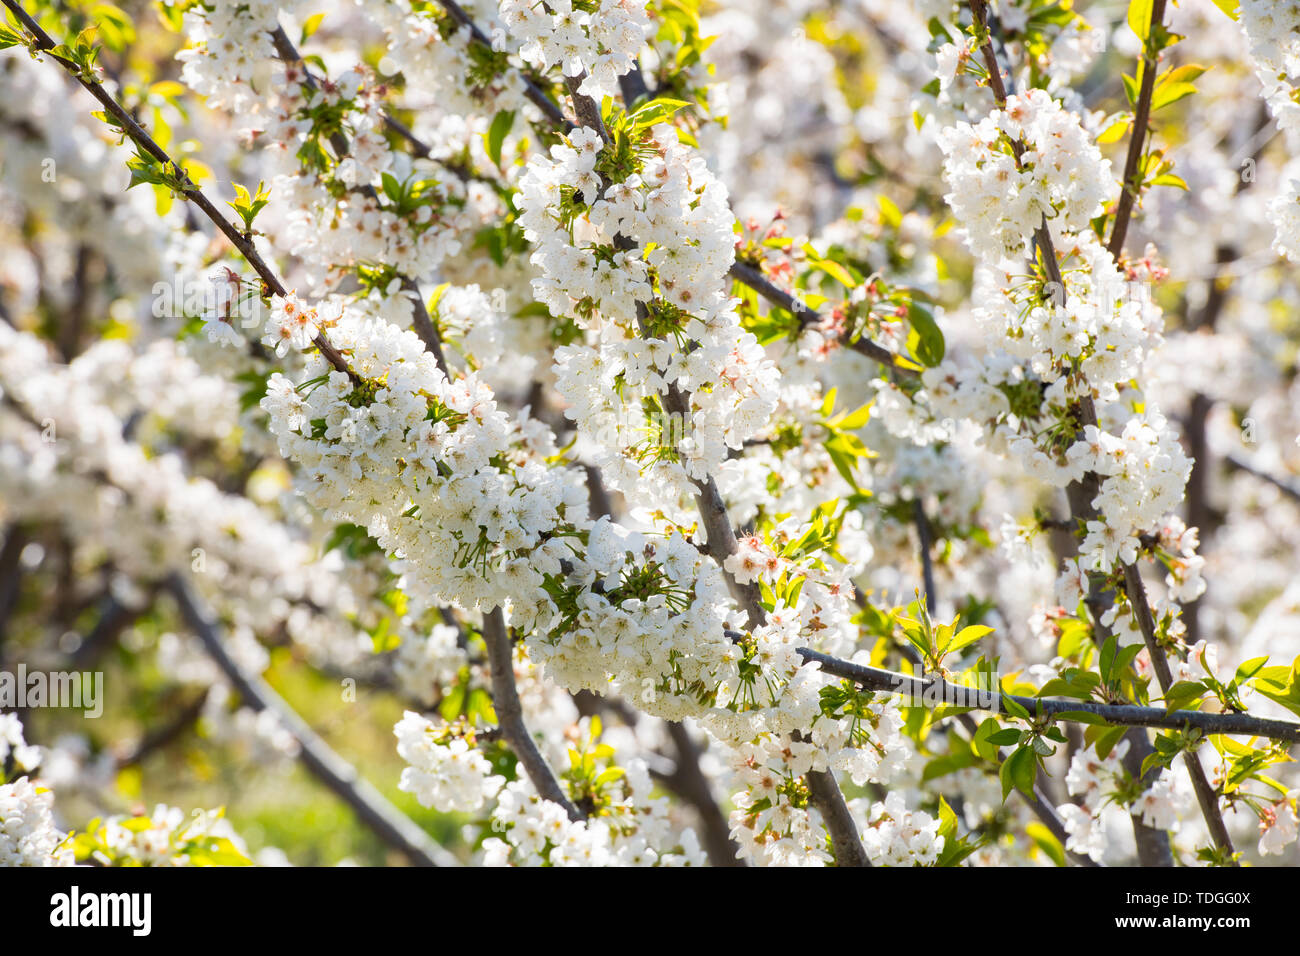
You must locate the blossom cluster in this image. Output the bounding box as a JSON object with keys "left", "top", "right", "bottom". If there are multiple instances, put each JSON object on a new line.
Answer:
{"left": 0, "top": 716, "right": 72, "bottom": 867}
{"left": 0, "top": 776, "right": 72, "bottom": 867}
{"left": 499, "top": 0, "right": 650, "bottom": 100}
{"left": 1238, "top": 2, "right": 1300, "bottom": 261}
{"left": 936, "top": 89, "right": 1115, "bottom": 263}
{"left": 519, "top": 121, "right": 778, "bottom": 505}
{"left": 1056, "top": 742, "right": 1191, "bottom": 863}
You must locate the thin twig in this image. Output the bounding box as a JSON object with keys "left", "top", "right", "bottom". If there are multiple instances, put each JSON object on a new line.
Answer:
{"left": 1106, "top": 0, "right": 1169, "bottom": 260}
{"left": 114, "top": 690, "right": 208, "bottom": 769}
{"left": 434, "top": 0, "right": 572, "bottom": 129}
{"left": 728, "top": 260, "right": 917, "bottom": 377}
{"left": 1224, "top": 454, "right": 1300, "bottom": 504}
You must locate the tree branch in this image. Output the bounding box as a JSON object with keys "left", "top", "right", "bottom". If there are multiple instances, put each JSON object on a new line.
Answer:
{"left": 2, "top": 0, "right": 358, "bottom": 382}
{"left": 1224, "top": 454, "right": 1300, "bottom": 504}
{"left": 659, "top": 721, "right": 744, "bottom": 866}
{"left": 434, "top": 0, "right": 572, "bottom": 129}
{"left": 727, "top": 260, "right": 917, "bottom": 377}
{"left": 1121, "top": 563, "right": 1238, "bottom": 861}
{"left": 792, "top": 644, "right": 1300, "bottom": 742}
{"left": 165, "top": 572, "right": 458, "bottom": 867}
{"left": 481, "top": 606, "right": 582, "bottom": 821}
{"left": 1106, "top": 0, "right": 1169, "bottom": 260}
{"left": 969, "top": 0, "right": 1177, "bottom": 866}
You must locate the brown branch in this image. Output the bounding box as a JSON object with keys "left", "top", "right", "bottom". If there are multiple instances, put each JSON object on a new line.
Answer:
{"left": 481, "top": 606, "right": 582, "bottom": 821}
{"left": 166, "top": 573, "right": 458, "bottom": 866}
{"left": 1121, "top": 564, "right": 1238, "bottom": 861}
{"left": 2, "top": 0, "right": 358, "bottom": 382}
{"left": 0, "top": 524, "right": 27, "bottom": 650}
{"left": 793, "top": 644, "right": 1300, "bottom": 742}
{"left": 1106, "top": 0, "right": 1169, "bottom": 260}
{"left": 659, "top": 721, "right": 745, "bottom": 866}
{"left": 114, "top": 690, "right": 208, "bottom": 769}
{"left": 968, "top": 0, "right": 1179, "bottom": 866}
{"left": 727, "top": 261, "right": 917, "bottom": 378}
{"left": 1224, "top": 454, "right": 1300, "bottom": 504}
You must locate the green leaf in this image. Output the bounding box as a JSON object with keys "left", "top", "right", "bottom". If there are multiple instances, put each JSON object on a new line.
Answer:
{"left": 972, "top": 717, "right": 1002, "bottom": 763}
{"left": 0, "top": 24, "right": 26, "bottom": 50}
{"left": 907, "top": 303, "right": 945, "bottom": 367}
{"left": 1026, "top": 822, "right": 1067, "bottom": 866}
{"left": 808, "top": 259, "right": 856, "bottom": 289}
{"left": 1096, "top": 116, "right": 1132, "bottom": 144}
{"left": 1151, "top": 82, "right": 1198, "bottom": 112}
{"left": 899, "top": 618, "right": 932, "bottom": 661}
{"left": 1121, "top": 73, "right": 1138, "bottom": 105}
{"left": 945, "top": 624, "right": 993, "bottom": 659}
{"left": 1001, "top": 694, "right": 1032, "bottom": 722}
{"left": 485, "top": 109, "right": 515, "bottom": 168}
{"left": 986, "top": 728, "right": 1023, "bottom": 747}
{"left": 1162, "top": 680, "right": 1206, "bottom": 714}
{"left": 92, "top": 3, "right": 135, "bottom": 53}
{"left": 1089, "top": 724, "right": 1128, "bottom": 760}
{"left": 1099, "top": 633, "right": 1117, "bottom": 683}
{"left": 1234, "top": 656, "right": 1269, "bottom": 685}
{"left": 381, "top": 172, "right": 403, "bottom": 204}
{"left": 1128, "top": 0, "right": 1154, "bottom": 41}
{"left": 300, "top": 11, "right": 325, "bottom": 45}
{"left": 626, "top": 97, "right": 691, "bottom": 130}
{"left": 1038, "top": 671, "right": 1102, "bottom": 700}
{"left": 1253, "top": 660, "right": 1300, "bottom": 719}
{"left": 922, "top": 750, "right": 977, "bottom": 781}
{"left": 999, "top": 746, "right": 1036, "bottom": 802}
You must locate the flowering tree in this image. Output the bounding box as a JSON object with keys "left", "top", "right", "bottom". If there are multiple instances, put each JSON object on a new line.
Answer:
{"left": 2, "top": 0, "right": 1300, "bottom": 868}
